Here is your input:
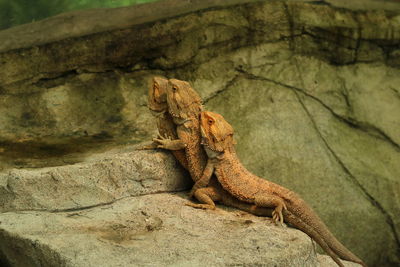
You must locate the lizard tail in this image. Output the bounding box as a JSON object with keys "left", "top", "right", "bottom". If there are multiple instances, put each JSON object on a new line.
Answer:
{"left": 284, "top": 193, "right": 367, "bottom": 266}
{"left": 284, "top": 210, "right": 345, "bottom": 267}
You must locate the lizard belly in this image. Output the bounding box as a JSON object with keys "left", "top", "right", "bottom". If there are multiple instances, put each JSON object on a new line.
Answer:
{"left": 157, "top": 115, "right": 189, "bottom": 170}
{"left": 177, "top": 121, "right": 207, "bottom": 182}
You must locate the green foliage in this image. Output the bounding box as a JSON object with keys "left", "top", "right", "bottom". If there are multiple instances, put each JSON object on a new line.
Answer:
{"left": 69, "top": 0, "right": 158, "bottom": 9}
{"left": 0, "top": 1, "right": 14, "bottom": 30}
{"left": 0, "top": 0, "right": 69, "bottom": 29}
{"left": 0, "top": 0, "right": 158, "bottom": 30}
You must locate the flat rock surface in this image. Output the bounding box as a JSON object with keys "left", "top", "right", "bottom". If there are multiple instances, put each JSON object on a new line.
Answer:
{"left": 0, "top": 147, "right": 190, "bottom": 212}
{"left": 0, "top": 193, "right": 320, "bottom": 267}
{"left": 318, "top": 255, "right": 360, "bottom": 267}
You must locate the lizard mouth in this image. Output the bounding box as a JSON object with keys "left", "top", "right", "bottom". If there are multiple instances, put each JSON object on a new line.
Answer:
{"left": 169, "top": 104, "right": 191, "bottom": 125}
{"left": 148, "top": 100, "right": 167, "bottom": 112}
{"left": 201, "top": 139, "right": 222, "bottom": 158}
{"left": 201, "top": 141, "right": 218, "bottom": 151}
{"left": 153, "top": 111, "right": 165, "bottom": 118}
{"left": 148, "top": 107, "right": 167, "bottom": 117}
{"left": 169, "top": 110, "right": 184, "bottom": 124}
{"left": 201, "top": 141, "right": 214, "bottom": 151}
{"left": 200, "top": 131, "right": 220, "bottom": 154}
{"left": 168, "top": 101, "right": 185, "bottom": 119}
{"left": 169, "top": 110, "right": 180, "bottom": 118}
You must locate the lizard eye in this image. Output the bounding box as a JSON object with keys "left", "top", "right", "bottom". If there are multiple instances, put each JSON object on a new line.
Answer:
{"left": 172, "top": 86, "right": 178, "bottom": 92}
{"left": 208, "top": 119, "right": 214, "bottom": 125}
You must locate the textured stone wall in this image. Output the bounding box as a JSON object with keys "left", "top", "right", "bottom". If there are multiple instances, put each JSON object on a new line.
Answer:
{"left": 0, "top": 0, "right": 399, "bottom": 266}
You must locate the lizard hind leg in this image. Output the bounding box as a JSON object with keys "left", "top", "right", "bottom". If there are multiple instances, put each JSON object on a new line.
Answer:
{"left": 254, "top": 193, "right": 287, "bottom": 225}
{"left": 185, "top": 187, "right": 220, "bottom": 210}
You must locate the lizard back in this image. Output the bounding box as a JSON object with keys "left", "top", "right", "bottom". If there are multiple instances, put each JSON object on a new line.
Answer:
{"left": 214, "top": 146, "right": 365, "bottom": 266}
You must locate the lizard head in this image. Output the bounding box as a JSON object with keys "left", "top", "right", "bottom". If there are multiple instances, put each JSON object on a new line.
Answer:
{"left": 200, "top": 111, "right": 235, "bottom": 154}
{"left": 148, "top": 76, "right": 168, "bottom": 114}
{"left": 166, "top": 78, "right": 202, "bottom": 122}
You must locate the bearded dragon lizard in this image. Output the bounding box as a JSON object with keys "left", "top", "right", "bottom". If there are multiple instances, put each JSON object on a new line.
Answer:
{"left": 147, "top": 76, "right": 189, "bottom": 168}
{"left": 192, "top": 110, "right": 366, "bottom": 267}
{"left": 151, "top": 79, "right": 361, "bottom": 266}
{"left": 149, "top": 77, "right": 276, "bottom": 214}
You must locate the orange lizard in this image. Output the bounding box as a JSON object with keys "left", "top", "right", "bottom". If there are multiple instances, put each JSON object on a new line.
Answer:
{"left": 191, "top": 110, "right": 367, "bottom": 267}
{"left": 152, "top": 78, "right": 364, "bottom": 266}
{"left": 149, "top": 77, "right": 276, "bottom": 214}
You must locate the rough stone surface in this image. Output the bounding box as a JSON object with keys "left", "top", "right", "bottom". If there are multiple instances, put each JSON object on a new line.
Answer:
{"left": 0, "top": 0, "right": 399, "bottom": 266}
{"left": 204, "top": 58, "right": 400, "bottom": 266}
{"left": 0, "top": 193, "right": 320, "bottom": 267}
{"left": 0, "top": 147, "right": 190, "bottom": 212}
{"left": 318, "top": 255, "right": 360, "bottom": 267}
{"left": 0, "top": 71, "right": 155, "bottom": 149}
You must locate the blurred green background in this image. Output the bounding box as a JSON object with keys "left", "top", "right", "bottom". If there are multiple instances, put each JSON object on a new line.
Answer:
{"left": 0, "top": 0, "right": 159, "bottom": 30}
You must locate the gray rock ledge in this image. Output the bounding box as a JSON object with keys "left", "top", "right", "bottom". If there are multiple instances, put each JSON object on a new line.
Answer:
{"left": 0, "top": 147, "right": 190, "bottom": 213}
{"left": 0, "top": 192, "right": 356, "bottom": 267}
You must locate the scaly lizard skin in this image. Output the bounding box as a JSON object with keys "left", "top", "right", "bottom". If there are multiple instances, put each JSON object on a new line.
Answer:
{"left": 151, "top": 79, "right": 364, "bottom": 266}
{"left": 150, "top": 79, "right": 351, "bottom": 266}
{"left": 149, "top": 77, "right": 275, "bottom": 214}
{"left": 147, "top": 76, "right": 188, "bottom": 168}
{"left": 194, "top": 111, "right": 367, "bottom": 267}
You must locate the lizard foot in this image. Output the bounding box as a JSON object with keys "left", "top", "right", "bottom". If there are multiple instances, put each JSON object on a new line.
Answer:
{"left": 135, "top": 142, "right": 158, "bottom": 150}
{"left": 152, "top": 132, "right": 186, "bottom": 150}
{"left": 272, "top": 202, "right": 287, "bottom": 225}
{"left": 185, "top": 202, "right": 216, "bottom": 210}
{"left": 152, "top": 132, "right": 172, "bottom": 149}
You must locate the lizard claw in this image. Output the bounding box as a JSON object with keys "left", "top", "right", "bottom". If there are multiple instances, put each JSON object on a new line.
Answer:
{"left": 185, "top": 202, "right": 215, "bottom": 210}
{"left": 153, "top": 135, "right": 172, "bottom": 149}
{"left": 136, "top": 143, "right": 157, "bottom": 150}
{"left": 157, "top": 131, "right": 173, "bottom": 140}
{"left": 156, "top": 132, "right": 166, "bottom": 139}
{"left": 272, "top": 203, "right": 287, "bottom": 225}
{"left": 272, "top": 209, "right": 283, "bottom": 225}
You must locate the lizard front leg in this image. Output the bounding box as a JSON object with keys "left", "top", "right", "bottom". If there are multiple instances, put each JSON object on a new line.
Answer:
{"left": 189, "top": 158, "right": 214, "bottom": 197}
{"left": 153, "top": 132, "right": 186, "bottom": 150}
{"left": 185, "top": 186, "right": 221, "bottom": 210}
{"left": 254, "top": 193, "right": 287, "bottom": 225}
{"left": 185, "top": 159, "right": 218, "bottom": 210}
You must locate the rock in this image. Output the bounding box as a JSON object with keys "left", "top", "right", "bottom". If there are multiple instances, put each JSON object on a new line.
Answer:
{"left": 0, "top": 71, "right": 157, "bottom": 152}
{"left": 318, "top": 255, "right": 360, "bottom": 267}
{"left": 0, "top": 0, "right": 399, "bottom": 145}
{"left": 0, "top": 0, "right": 399, "bottom": 266}
{"left": 0, "top": 193, "right": 321, "bottom": 267}
{"left": 204, "top": 57, "right": 400, "bottom": 265}
{"left": 0, "top": 147, "right": 190, "bottom": 212}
